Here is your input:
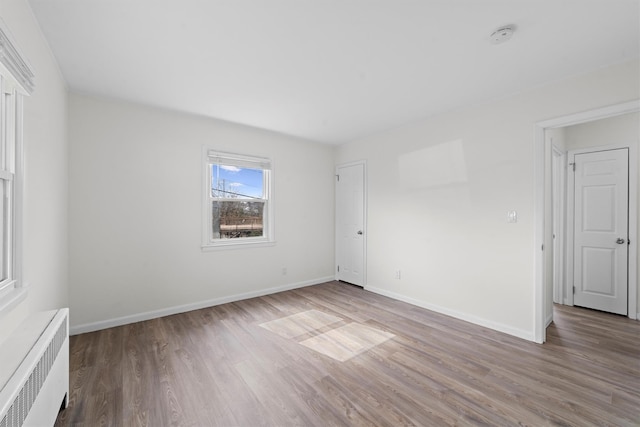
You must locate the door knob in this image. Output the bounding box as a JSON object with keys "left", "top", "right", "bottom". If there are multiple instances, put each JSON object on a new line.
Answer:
{"left": 357, "top": 230, "right": 363, "bottom": 235}
{"left": 616, "top": 238, "right": 626, "bottom": 244}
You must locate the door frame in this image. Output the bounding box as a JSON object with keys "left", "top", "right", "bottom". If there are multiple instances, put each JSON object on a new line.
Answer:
{"left": 566, "top": 145, "right": 634, "bottom": 311}
{"left": 551, "top": 145, "right": 566, "bottom": 306}
{"left": 534, "top": 100, "right": 640, "bottom": 343}
{"left": 335, "top": 160, "right": 367, "bottom": 286}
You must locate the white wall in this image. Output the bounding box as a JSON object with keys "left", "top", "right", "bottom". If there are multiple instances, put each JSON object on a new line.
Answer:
{"left": 565, "top": 112, "right": 639, "bottom": 150}
{"left": 0, "top": 0, "right": 68, "bottom": 343}
{"left": 68, "top": 94, "right": 335, "bottom": 332}
{"left": 564, "top": 112, "right": 640, "bottom": 315}
{"left": 336, "top": 59, "right": 639, "bottom": 340}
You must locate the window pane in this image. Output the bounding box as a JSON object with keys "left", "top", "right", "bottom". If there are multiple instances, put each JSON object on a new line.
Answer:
{"left": 211, "top": 164, "right": 264, "bottom": 199}
{"left": 212, "top": 200, "right": 265, "bottom": 239}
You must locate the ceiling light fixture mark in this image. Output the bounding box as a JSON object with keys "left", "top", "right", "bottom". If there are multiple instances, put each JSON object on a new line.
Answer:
{"left": 490, "top": 25, "right": 515, "bottom": 44}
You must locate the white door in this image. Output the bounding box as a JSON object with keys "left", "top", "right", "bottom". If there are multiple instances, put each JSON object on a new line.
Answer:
{"left": 335, "top": 163, "right": 365, "bottom": 286}
{"left": 573, "top": 148, "right": 628, "bottom": 315}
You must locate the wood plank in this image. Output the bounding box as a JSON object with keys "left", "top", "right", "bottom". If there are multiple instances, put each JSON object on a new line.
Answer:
{"left": 55, "top": 281, "right": 640, "bottom": 426}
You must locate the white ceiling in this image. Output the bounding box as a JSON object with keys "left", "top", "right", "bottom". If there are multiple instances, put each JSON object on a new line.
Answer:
{"left": 27, "top": 0, "right": 640, "bottom": 144}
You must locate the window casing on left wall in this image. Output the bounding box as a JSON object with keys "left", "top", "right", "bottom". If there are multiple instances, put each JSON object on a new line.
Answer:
{"left": 0, "top": 19, "right": 34, "bottom": 316}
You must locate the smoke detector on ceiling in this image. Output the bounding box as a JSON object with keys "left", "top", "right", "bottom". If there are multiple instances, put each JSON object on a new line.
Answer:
{"left": 490, "top": 25, "right": 515, "bottom": 44}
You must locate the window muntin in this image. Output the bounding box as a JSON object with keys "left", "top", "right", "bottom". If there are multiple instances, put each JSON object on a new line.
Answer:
{"left": 203, "top": 151, "right": 273, "bottom": 248}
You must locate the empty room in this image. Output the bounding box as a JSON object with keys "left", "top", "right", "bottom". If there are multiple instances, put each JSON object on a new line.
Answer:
{"left": 0, "top": 0, "right": 639, "bottom": 426}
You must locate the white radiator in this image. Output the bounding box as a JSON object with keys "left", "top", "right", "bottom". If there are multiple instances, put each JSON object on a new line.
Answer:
{"left": 0, "top": 308, "right": 69, "bottom": 427}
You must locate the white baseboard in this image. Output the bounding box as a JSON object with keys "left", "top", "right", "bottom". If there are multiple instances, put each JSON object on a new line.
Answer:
{"left": 70, "top": 276, "right": 334, "bottom": 335}
{"left": 365, "top": 285, "right": 536, "bottom": 342}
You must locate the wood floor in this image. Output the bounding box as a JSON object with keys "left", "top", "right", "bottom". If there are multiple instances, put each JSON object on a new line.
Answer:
{"left": 55, "top": 281, "right": 640, "bottom": 426}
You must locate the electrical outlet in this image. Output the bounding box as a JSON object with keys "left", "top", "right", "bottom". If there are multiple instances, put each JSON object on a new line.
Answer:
{"left": 282, "top": 267, "right": 287, "bottom": 275}
{"left": 507, "top": 210, "right": 517, "bottom": 223}
{"left": 395, "top": 270, "right": 401, "bottom": 279}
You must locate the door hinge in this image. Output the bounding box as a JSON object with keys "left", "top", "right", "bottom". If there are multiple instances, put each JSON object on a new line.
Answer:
{"left": 337, "top": 265, "right": 340, "bottom": 272}
{"left": 573, "top": 286, "right": 576, "bottom": 294}
{"left": 336, "top": 174, "right": 340, "bottom": 182}
{"left": 569, "top": 162, "right": 576, "bottom": 172}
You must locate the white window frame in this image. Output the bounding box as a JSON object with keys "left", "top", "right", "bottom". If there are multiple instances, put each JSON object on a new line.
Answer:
{"left": 201, "top": 148, "right": 275, "bottom": 250}
{"left": 0, "top": 19, "right": 33, "bottom": 316}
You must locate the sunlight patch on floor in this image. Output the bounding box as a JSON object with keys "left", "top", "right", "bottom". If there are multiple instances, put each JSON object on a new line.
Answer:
{"left": 300, "top": 323, "right": 395, "bottom": 361}
{"left": 259, "top": 310, "right": 342, "bottom": 339}
{"left": 260, "top": 310, "right": 394, "bottom": 361}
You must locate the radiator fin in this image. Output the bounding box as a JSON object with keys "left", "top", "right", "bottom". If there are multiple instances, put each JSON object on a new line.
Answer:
{"left": 0, "top": 315, "right": 67, "bottom": 427}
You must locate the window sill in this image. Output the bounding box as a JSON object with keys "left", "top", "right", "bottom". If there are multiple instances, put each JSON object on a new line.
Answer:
{"left": 0, "top": 286, "right": 28, "bottom": 318}
{"left": 201, "top": 240, "right": 276, "bottom": 252}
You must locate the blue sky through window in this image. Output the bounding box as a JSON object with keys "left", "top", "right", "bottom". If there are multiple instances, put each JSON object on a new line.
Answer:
{"left": 211, "top": 164, "right": 264, "bottom": 199}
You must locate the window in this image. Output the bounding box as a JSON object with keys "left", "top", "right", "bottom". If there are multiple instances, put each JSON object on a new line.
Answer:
{"left": 0, "top": 18, "right": 32, "bottom": 313}
{"left": 202, "top": 150, "right": 273, "bottom": 249}
{"left": 0, "top": 79, "right": 17, "bottom": 292}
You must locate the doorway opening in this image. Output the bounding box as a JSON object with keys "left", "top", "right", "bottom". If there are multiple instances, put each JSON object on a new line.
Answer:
{"left": 534, "top": 100, "right": 640, "bottom": 343}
